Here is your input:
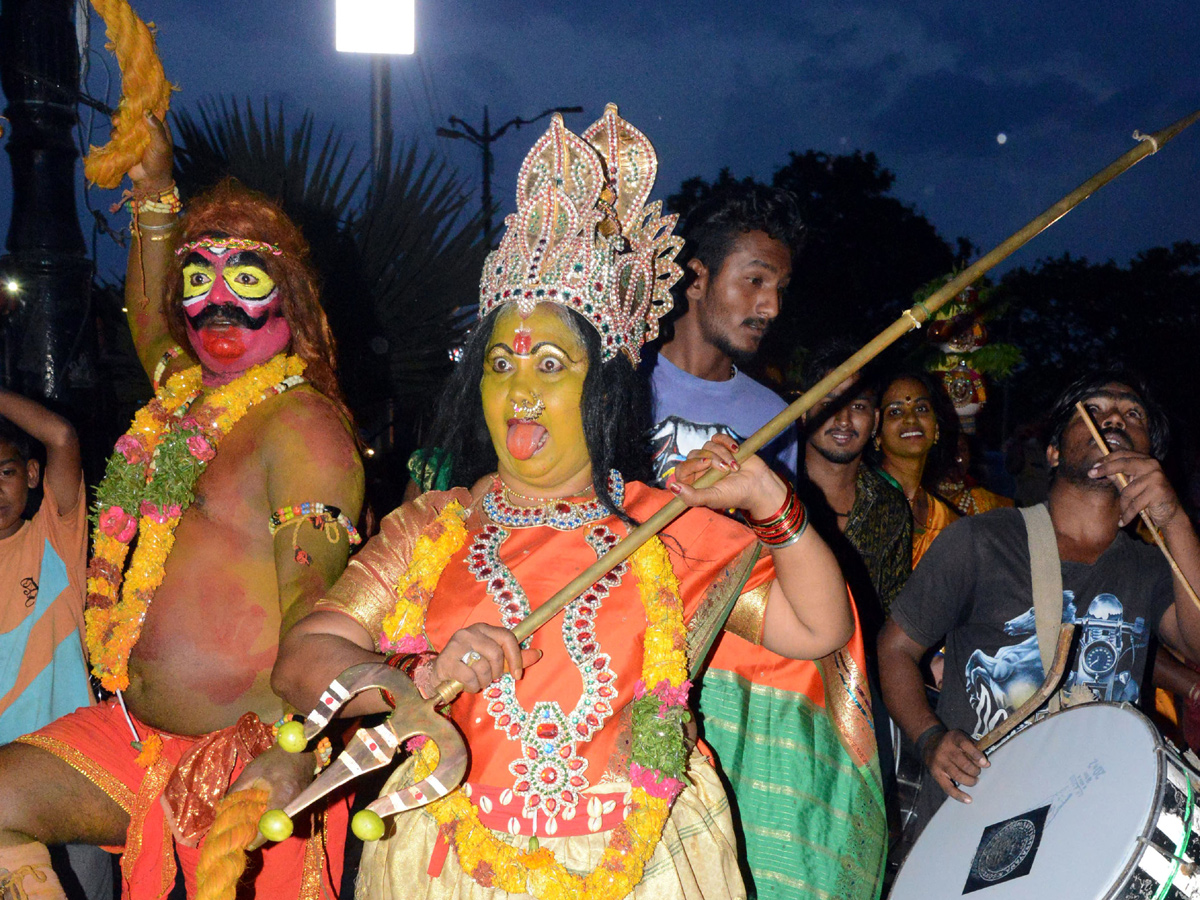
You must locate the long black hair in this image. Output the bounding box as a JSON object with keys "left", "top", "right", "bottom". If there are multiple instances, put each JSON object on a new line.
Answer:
{"left": 426, "top": 305, "right": 653, "bottom": 521}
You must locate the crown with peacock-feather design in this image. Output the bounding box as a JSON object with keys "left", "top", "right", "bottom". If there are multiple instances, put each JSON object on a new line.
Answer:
{"left": 478, "top": 104, "right": 684, "bottom": 364}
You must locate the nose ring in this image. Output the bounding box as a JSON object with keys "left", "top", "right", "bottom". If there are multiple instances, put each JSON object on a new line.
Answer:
{"left": 512, "top": 394, "right": 545, "bottom": 421}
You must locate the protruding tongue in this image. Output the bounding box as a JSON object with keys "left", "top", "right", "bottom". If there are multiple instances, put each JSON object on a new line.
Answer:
{"left": 507, "top": 422, "right": 548, "bottom": 460}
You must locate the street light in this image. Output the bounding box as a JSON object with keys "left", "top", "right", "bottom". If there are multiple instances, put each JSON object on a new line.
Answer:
{"left": 335, "top": 0, "right": 417, "bottom": 172}
{"left": 335, "top": 0, "right": 415, "bottom": 54}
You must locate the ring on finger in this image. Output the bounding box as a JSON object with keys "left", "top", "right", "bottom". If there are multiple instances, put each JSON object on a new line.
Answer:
{"left": 461, "top": 650, "right": 482, "bottom": 666}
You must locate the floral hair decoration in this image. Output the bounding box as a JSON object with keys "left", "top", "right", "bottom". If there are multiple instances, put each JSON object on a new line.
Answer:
{"left": 176, "top": 236, "right": 284, "bottom": 258}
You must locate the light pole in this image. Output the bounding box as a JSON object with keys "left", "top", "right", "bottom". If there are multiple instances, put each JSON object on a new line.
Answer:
{"left": 437, "top": 105, "right": 583, "bottom": 241}
{"left": 335, "top": 0, "right": 416, "bottom": 173}
{"left": 0, "top": 0, "right": 93, "bottom": 402}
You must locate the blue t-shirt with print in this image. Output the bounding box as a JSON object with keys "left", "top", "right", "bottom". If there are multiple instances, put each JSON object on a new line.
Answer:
{"left": 646, "top": 352, "right": 798, "bottom": 486}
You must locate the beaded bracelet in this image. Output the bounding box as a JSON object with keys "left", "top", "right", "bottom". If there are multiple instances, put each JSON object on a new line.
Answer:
{"left": 134, "top": 184, "right": 182, "bottom": 215}
{"left": 269, "top": 502, "right": 362, "bottom": 565}
{"left": 744, "top": 482, "right": 808, "bottom": 548}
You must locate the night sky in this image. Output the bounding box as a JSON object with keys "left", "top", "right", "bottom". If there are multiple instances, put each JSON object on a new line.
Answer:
{"left": 2, "top": 0, "right": 1197, "bottom": 284}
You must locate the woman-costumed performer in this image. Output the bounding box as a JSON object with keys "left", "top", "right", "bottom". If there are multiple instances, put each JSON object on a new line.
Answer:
{"left": 271, "top": 104, "right": 854, "bottom": 899}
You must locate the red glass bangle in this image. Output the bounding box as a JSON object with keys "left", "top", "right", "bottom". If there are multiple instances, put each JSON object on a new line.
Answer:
{"left": 745, "top": 482, "right": 796, "bottom": 528}
{"left": 747, "top": 485, "right": 808, "bottom": 547}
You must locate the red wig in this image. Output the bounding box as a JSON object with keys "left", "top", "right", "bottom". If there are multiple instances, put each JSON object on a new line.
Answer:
{"left": 163, "top": 178, "right": 353, "bottom": 426}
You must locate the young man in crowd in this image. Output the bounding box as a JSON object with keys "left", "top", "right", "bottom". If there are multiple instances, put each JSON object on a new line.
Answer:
{"left": 647, "top": 183, "right": 802, "bottom": 483}
{"left": 798, "top": 340, "right": 912, "bottom": 849}
{"left": 878, "top": 369, "right": 1200, "bottom": 848}
{"left": 0, "top": 389, "right": 113, "bottom": 899}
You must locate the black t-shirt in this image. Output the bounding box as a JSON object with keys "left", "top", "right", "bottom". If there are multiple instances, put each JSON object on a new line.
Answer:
{"left": 892, "top": 507, "right": 1174, "bottom": 742}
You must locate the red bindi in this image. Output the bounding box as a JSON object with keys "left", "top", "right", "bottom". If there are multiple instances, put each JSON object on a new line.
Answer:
{"left": 513, "top": 327, "right": 532, "bottom": 355}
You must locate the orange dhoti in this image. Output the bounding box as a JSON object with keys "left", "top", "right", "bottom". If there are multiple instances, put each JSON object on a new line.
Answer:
{"left": 16, "top": 699, "right": 349, "bottom": 900}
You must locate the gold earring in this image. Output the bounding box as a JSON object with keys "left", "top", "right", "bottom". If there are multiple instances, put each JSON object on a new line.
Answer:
{"left": 873, "top": 434, "right": 881, "bottom": 451}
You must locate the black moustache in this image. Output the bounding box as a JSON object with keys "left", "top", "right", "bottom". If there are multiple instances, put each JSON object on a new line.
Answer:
{"left": 1100, "top": 427, "right": 1132, "bottom": 450}
{"left": 186, "top": 303, "right": 271, "bottom": 331}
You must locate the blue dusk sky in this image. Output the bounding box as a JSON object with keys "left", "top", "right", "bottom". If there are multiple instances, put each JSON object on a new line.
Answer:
{"left": 1, "top": 0, "right": 1197, "bottom": 283}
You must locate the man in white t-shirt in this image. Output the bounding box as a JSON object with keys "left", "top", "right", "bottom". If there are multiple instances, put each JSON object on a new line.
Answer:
{"left": 646, "top": 184, "right": 803, "bottom": 484}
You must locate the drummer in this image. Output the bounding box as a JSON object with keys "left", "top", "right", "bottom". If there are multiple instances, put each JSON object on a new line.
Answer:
{"left": 877, "top": 368, "right": 1200, "bottom": 847}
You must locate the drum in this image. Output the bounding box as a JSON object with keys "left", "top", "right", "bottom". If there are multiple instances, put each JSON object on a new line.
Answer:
{"left": 891, "top": 703, "right": 1200, "bottom": 899}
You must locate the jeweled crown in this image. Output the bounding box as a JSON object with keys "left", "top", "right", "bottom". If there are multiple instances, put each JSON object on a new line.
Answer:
{"left": 478, "top": 104, "right": 684, "bottom": 364}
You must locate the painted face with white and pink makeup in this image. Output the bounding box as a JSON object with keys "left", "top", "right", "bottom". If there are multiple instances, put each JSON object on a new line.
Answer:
{"left": 180, "top": 241, "right": 292, "bottom": 381}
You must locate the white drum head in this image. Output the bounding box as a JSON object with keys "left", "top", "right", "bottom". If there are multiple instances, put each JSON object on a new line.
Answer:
{"left": 891, "top": 704, "right": 1162, "bottom": 899}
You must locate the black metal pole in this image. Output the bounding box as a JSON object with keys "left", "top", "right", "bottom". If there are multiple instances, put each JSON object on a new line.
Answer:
{"left": 0, "top": 0, "right": 94, "bottom": 402}
{"left": 436, "top": 104, "right": 582, "bottom": 246}
{"left": 370, "top": 55, "right": 391, "bottom": 175}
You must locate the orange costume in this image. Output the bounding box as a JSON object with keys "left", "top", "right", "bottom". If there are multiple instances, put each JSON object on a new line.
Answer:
{"left": 18, "top": 701, "right": 348, "bottom": 900}
{"left": 318, "top": 480, "right": 774, "bottom": 898}
{"left": 912, "top": 493, "right": 959, "bottom": 567}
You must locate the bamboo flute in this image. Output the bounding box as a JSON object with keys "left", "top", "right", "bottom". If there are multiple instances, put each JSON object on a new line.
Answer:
{"left": 1074, "top": 401, "right": 1200, "bottom": 613}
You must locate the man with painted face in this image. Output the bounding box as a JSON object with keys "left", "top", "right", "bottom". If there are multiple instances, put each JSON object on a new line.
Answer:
{"left": 269, "top": 105, "right": 862, "bottom": 899}
{"left": 0, "top": 120, "right": 364, "bottom": 899}
{"left": 878, "top": 368, "right": 1200, "bottom": 848}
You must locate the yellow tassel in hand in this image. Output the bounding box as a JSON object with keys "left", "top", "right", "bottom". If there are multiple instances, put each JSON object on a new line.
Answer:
{"left": 84, "top": 0, "right": 173, "bottom": 189}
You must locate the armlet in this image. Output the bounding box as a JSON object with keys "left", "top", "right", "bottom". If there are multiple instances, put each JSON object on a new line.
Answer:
{"left": 724, "top": 583, "right": 770, "bottom": 645}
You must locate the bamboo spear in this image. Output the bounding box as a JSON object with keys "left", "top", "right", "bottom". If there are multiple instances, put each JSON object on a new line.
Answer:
{"left": 434, "top": 107, "right": 1200, "bottom": 701}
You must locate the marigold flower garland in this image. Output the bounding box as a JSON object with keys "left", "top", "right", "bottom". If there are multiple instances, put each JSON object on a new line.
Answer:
{"left": 85, "top": 352, "right": 306, "bottom": 691}
{"left": 382, "top": 499, "right": 691, "bottom": 900}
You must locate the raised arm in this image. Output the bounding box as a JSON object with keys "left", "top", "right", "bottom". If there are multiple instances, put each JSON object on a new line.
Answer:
{"left": 0, "top": 388, "right": 81, "bottom": 513}
{"left": 125, "top": 113, "right": 190, "bottom": 380}
{"left": 1095, "top": 449, "right": 1200, "bottom": 664}
{"left": 671, "top": 433, "right": 853, "bottom": 660}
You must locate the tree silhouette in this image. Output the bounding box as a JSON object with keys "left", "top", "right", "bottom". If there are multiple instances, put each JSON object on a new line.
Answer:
{"left": 667, "top": 151, "right": 960, "bottom": 382}
{"left": 994, "top": 241, "right": 1200, "bottom": 451}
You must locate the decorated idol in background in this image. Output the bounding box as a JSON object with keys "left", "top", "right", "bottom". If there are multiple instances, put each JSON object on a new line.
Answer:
{"left": 268, "top": 103, "right": 878, "bottom": 900}
{"left": 927, "top": 286, "right": 988, "bottom": 432}
{"left": 919, "top": 281, "right": 1021, "bottom": 436}
{"left": 915, "top": 278, "right": 1021, "bottom": 517}
{"left": 0, "top": 110, "right": 364, "bottom": 900}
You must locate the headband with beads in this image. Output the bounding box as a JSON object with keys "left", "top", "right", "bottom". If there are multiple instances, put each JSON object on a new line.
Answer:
{"left": 175, "top": 237, "right": 284, "bottom": 258}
